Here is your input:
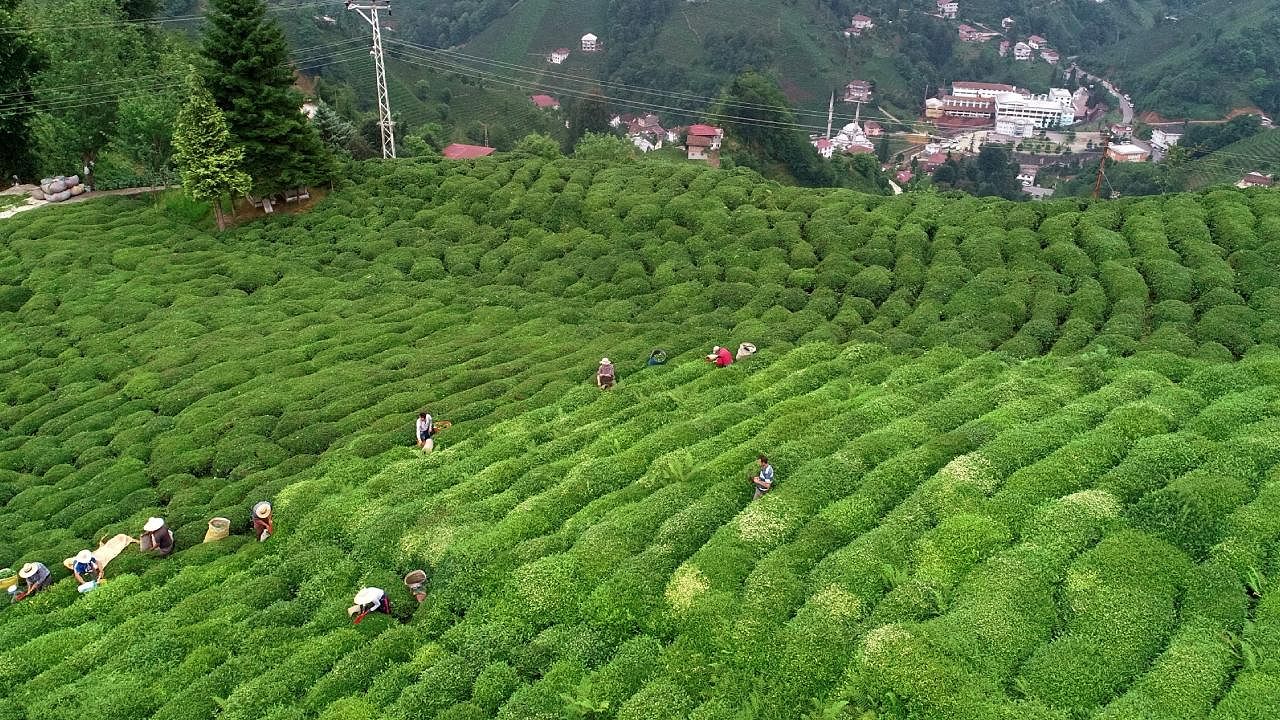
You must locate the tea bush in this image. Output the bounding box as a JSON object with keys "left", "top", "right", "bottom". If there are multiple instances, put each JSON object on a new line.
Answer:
{"left": 2, "top": 156, "right": 1280, "bottom": 719}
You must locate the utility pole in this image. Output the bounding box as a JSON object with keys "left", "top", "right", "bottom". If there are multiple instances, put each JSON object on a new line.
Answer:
{"left": 1092, "top": 131, "right": 1109, "bottom": 199}
{"left": 346, "top": 0, "right": 396, "bottom": 158}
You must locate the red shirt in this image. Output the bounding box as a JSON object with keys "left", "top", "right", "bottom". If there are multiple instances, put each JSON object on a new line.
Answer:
{"left": 715, "top": 347, "right": 733, "bottom": 367}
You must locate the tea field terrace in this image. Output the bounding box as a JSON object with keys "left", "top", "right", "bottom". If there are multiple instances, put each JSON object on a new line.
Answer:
{"left": 0, "top": 157, "right": 1279, "bottom": 719}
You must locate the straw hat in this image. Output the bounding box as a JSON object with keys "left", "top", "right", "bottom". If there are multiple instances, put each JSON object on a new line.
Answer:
{"left": 75, "top": 550, "right": 94, "bottom": 564}
{"left": 600, "top": 358, "right": 610, "bottom": 365}
{"left": 354, "top": 587, "right": 382, "bottom": 606}
{"left": 143, "top": 517, "right": 164, "bottom": 533}
{"left": 254, "top": 501, "right": 272, "bottom": 519}
{"left": 712, "top": 346, "right": 722, "bottom": 352}
{"left": 19, "top": 562, "right": 38, "bottom": 579}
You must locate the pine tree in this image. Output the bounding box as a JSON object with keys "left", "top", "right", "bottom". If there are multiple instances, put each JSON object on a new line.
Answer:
{"left": 312, "top": 101, "right": 355, "bottom": 156}
{"left": 172, "top": 73, "right": 251, "bottom": 231}
{"left": 201, "top": 0, "right": 331, "bottom": 195}
{"left": 0, "top": 0, "right": 43, "bottom": 180}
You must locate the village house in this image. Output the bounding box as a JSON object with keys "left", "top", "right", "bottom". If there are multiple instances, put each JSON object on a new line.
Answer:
{"left": 529, "top": 94, "right": 560, "bottom": 110}
{"left": 813, "top": 137, "right": 834, "bottom": 158}
{"left": 924, "top": 98, "right": 945, "bottom": 119}
{"left": 548, "top": 48, "right": 570, "bottom": 64}
{"left": 1072, "top": 87, "right": 1090, "bottom": 119}
{"left": 686, "top": 124, "right": 724, "bottom": 164}
{"left": 1108, "top": 123, "right": 1133, "bottom": 140}
{"left": 921, "top": 151, "right": 950, "bottom": 172}
{"left": 863, "top": 120, "right": 883, "bottom": 137}
{"left": 1039, "top": 48, "right": 1059, "bottom": 64}
{"left": 999, "top": 40, "right": 1010, "bottom": 56}
{"left": 1026, "top": 34, "right": 1046, "bottom": 49}
{"left": 1106, "top": 142, "right": 1148, "bottom": 162}
{"left": 442, "top": 143, "right": 495, "bottom": 159}
{"left": 896, "top": 169, "right": 913, "bottom": 185}
{"left": 1013, "top": 42, "right": 1032, "bottom": 60}
{"left": 843, "top": 80, "right": 873, "bottom": 103}
{"left": 1001, "top": 16, "right": 1014, "bottom": 29}
{"left": 1017, "top": 164, "right": 1039, "bottom": 186}
{"left": 937, "top": 0, "right": 958, "bottom": 19}
{"left": 1237, "top": 172, "right": 1274, "bottom": 188}
{"left": 958, "top": 25, "right": 1000, "bottom": 42}
{"left": 832, "top": 122, "right": 875, "bottom": 154}
{"left": 581, "top": 33, "right": 598, "bottom": 52}
{"left": 1149, "top": 129, "right": 1182, "bottom": 161}
{"left": 851, "top": 14, "right": 874, "bottom": 31}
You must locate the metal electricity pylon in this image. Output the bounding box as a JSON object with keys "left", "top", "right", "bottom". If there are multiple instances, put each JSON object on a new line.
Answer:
{"left": 346, "top": 0, "right": 396, "bottom": 158}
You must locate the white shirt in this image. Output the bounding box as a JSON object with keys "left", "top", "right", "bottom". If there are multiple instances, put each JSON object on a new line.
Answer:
{"left": 416, "top": 415, "right": 432, "bottom": 433}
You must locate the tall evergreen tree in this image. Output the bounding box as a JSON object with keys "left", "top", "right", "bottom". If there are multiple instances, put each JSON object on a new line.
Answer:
{"left": 172, "top": 73, "right": 251, "bottom": 231}
{"left": 201, "top": 0, "right": 331, "bottom": 195}
{"left": 565, "top": 91, "right": 611, "bottom": 152}
{"left": 0, "top": 0, "right": 42, "bottom": 180}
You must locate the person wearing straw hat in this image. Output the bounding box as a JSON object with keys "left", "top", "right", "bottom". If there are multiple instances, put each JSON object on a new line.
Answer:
{"left": 72, "top": 550, "right": 101, "bottom": 585}
{"left": 13, "top": 561, "right": 52, "bottom": 601}
{"left": 348, "top": 587, "right": 390, "bottom": 623}
{"left": 252, "top": 502, "right": 274, "bottom": 542}
{"left": 596, "top": 358, "right": 615, "bottom": 389}
{"left": 139, "top": 517, "right": 174, "bottom": 557}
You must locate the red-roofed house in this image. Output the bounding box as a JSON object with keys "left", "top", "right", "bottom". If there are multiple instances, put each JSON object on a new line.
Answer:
{"left": 922, "top": 152, "right": 949, "bottom": 172}
{"left": 843, "top": 80, "right": 873, "bottom": 103}
{"left": 1039, "top": 48, "right": 1059, "bottom": 64}
{"left": 999, "top": 40, "right": 1010, "bottom": 56}
{"left": 530, "top": 94, "right": 560, "bottom": 109}
{"left": 1237, "top": 172, "right": 1274, "bottom": 188}
{"left": 896, "top": 169, "right": 913, "bottom": 184}
{"left": 686, "top": 124, "right": 724, "bottom": 164}
{"left": 442, "top": 143, "right": 495, "bottom": 159}
{"left": 1027, "top": 34, "right": 1046, "bottom": 49}
{"left": 863, "top": 120, "right": 883, "bottom": 136}
{"left": 851, "top": 14, "right": 874, "bottom": 30}
{"left": 813, "top": 137, "right": 834, "bottom": 158}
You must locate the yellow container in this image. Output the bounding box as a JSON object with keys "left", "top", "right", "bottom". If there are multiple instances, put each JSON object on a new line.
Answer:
{"left": 0, "top": 571, "right": 16, "bottom": 592}
{"left": 204, "top": 517, "right": 230, "bottom": 543}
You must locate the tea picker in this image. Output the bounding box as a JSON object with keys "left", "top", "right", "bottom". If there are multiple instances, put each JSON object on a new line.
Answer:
{"left": 706, "top": 346, "right": 734, "bottom": 367}
{"left": 11, "top": 562, "right": 52, "bottom": 602}
{"left": 404, "top": 570, "right": 428, "bottom": 603}
{"left": 72, "top": 550, "right": 101, "bottom": 592}
{"left": 750, "top": 455, "right": 775, "bottom": 500}
{"left": 252, "top": 501, "right": 274, "bottom": 541}
{"left": 596, "top": 358, "right": 615, "bottom": 389}
{"left": 139, "top": 517, "right": 174, "bottom": 557}
{"left": 348, "top": 587, "right": 391, "bottom": 623}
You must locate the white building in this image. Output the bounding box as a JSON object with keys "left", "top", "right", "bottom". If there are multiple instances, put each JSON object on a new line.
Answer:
{"left": 951, "top": 81, "right": 1018, "bottom": 99}
{"left": 1017, "top": 164, "right": 1039, "bottom": 185}
{"left": 937, "top": 0, "right": 958, "bottom": 18}
{"left": 1001, "top": 16, "right": 1014, "bottom": 29}
{"left": 813, "top": 137, "right": 834, "bottom": 158}
{"left": 1013, "top": 42, "right": 1032, "bottom": 60}
{"left": 995, "top": 116, "right": 1036, "bottom": 138}
{"left": 1150, "top": 129, "right": 1182, "bottom": 162}
{"left": 548, "top": 48, "right": 570, "bottom": 64}
{"left": 994, "top": 89, "right": 1075, "bottom": 128}
{"left": 1026, "top": 34, "right": 1046, "bottom": 49}
{"left": 851, "top": 14, "right": 874, "bottom": 31}
{"left": 581, "top": 33, "right": 598, "bottom": 52}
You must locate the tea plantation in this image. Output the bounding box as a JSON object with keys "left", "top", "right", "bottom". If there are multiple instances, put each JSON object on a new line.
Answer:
{"left": 2, "top": 156, "right": 1280, "bottom": 720}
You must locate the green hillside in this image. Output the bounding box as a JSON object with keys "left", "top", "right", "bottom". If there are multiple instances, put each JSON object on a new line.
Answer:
{"left": 1094, "top": 0, "right": 1280, "bottom": 120}
{"left": 1186, "top": 128, "right": 1280, "bottom": 189}
{"left": 3, "top": 157, "right": 1280, "bottom": 720}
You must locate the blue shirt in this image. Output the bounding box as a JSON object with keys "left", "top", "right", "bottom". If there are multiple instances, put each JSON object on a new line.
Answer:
{"left": 74, "top": 560, "right": 97, "bottom": 575}
{"left": 759, "top": 464, "right": 774, "bottom": 485}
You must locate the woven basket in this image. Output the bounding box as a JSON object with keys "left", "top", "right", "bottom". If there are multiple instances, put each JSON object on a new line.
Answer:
{"left": 204, "top": 517, "right": 230, "bottom": 543}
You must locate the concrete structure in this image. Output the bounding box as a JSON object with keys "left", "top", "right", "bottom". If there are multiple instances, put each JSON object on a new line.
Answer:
{"left": 995, "top": 116, "right": 1036, "bottom": 138}
{"left": 924, "top": 97, "right": 945, "bottom": 118}
{"left": 1026, "top": 34, "right": 1046, "bottom": 49}
{"left": 1013, "top": 41, "right": 1032, "bottom": 60}
{"left": 941, "top": 95, "right": 995, "bottom": 118}
{"left": 994, "top": 89, "right": 1074, "bottom": 128}
{"left": 1024, "top": 185, "right": 1055, "bottom": 200}
{"left": 1039, "top": 49, "right": 1059, "bottom": 64}
{"left": 813, "top": 137, "right": 834, "bottom": 158}
{"left": 937, "top": 0, "right": 958, "bottom": 18}
{"left": 851, "top": 14, "right": 874, "bottom": 30}
{"left": 1001, "top": 16, "right": 1014, "bottom": 29}
{"left": 1149, "top": 129, "right": 1182, "bottom": 162}
{"left": 1105, "top": 143, "right": 1148, "bottom": 162}
{"left": 1017, "top": 164, "right": 1039, "bottom": 185}
{"left": 581, "top": 33, "right": 598, "bottom": 51}
{"left": 863, "top": 120, "right": 883, "bottom": 136}
{"left": 686, "top": 124, "right": 724, "bottom": 164}
{"left": 548, "top": 48, "right": 570, "bottom": 64}
{"left": 999, "top": 40, "right": 1010, "bottom": 56}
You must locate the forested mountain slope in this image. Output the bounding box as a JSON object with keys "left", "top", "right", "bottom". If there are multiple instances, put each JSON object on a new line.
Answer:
{"left": 1, "top": 157, "right": 1280, "bottom": 720}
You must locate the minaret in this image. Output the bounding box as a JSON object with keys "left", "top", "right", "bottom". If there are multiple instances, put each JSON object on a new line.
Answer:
{"left": 826, "top": 92, "right": 834, "bottom": 138}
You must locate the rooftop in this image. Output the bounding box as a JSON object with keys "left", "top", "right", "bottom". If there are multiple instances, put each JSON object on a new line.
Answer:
{"left": 688, "top": 124, "right": 722, "bottom": 137}
{"left": 441, "top": 143, "right": 495, "bottom": 160}
{"left": 529, "top": 94, "right": 559, "bottom": 109}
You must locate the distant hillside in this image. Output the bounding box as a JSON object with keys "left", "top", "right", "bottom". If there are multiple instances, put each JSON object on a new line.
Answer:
{"left": 1092, "top": 0, "right": 1280, "bottom": 120}
{"left": 1185, "top": 128, "right": 1280, "bottom": 189}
